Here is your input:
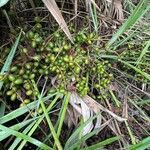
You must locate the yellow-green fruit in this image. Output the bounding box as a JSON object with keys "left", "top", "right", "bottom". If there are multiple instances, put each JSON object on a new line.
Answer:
{"left": 14, "top": 78, "right": 23, "bottom": 85}
{"left": 8, "top": 74, "right": 15, "bottom": 82}
{"left": 10, "top": 93, "right": 17, "bottom": 101}
{"left": 24, "top": 99, "right": 30, "bottom": 104}
{"left": 20, "top": 103, "right": 26, "bottom": 107}
{"left": 6, "top": 90, "right": 14, "bottom": 96}
{"left": 31, "top": 41, "right": 36, "bottom": 48}
{"left": 38, "top": 107, "right": 43, "bottom": 114}
{"left": 10, "top": 66, "right": 17, "bottom": 72}
{"left": 26, "top": 90, "right": 33, "bottom": 96}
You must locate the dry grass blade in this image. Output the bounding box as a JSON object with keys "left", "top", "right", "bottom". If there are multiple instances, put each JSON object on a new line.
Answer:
{"left": 42, "top": 0, "right": 73, "bottom": 42}
{"left": 83, "top": 96, "right": 127, "bottom": 122}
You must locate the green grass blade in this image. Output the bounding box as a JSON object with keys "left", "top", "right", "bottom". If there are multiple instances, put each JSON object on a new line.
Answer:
{"left": 136, "top": 40, "right": 150, "bottom": 65}
{"left": 0, "top": 124, "right": 52, "bottom": 150}
{"left": 0, "top": 31, "right": 21, "bottom": 118}
{"left": 57, "top": 92, "right": 70, "bottom": 137}
{"left": 64, "top": 114, "right": 99, "bottom": 149}
{"left": 16, "top": 94, "right": 60, "bottom": 150}
{"left": 0, "top": 0, "right": 9, "bottom": 7}
{"left": 128, "top": 137, "right": 150, "bottom": 150}
{"left": 0, "top": 118, "right": 35, "bottom": 141}
{"left": 0, "top": 93, "right": 56, "bottom": 124}
{"left": 8, "top": 121, "right": 36, "bottom": 150}
{"left": 0, "top": 31, "right": 21, "bottom": 89}
{"left": 80, "top": 136, "right": 120, "bottom": 150}
{"left": 40, "top": 97, "right": 63, "bottom": 150}
{"left": 107, "top": 0, "right": 149, "bottom": 48}
{"left": 119, "top": 59, "right": 150, "bottom": 81}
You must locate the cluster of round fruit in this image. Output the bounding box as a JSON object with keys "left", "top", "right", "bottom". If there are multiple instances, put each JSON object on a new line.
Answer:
{"left": 0, "top": 18, "right": 113, "bottom": 107}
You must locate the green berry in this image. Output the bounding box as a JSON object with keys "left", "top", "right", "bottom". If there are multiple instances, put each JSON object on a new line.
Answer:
{"left": 14, "top": 78, "right": 23, "bottom": 85}
{"left": 26, "top": 90, "right": 33, "bottom": 96}
{"left": 10, "top": 66, "right": 18, "bottom": 72}
{"left": 8, "top": 74, "right": 15, "bottom": 82}
{"left": 10, "top": 93, "right": 17, "bottom": 101}
{"left": 24, "top": 99, "right": 30, "bottom": 104}
{"left": 7, "top": 90, "right": 14, "bottom": 96}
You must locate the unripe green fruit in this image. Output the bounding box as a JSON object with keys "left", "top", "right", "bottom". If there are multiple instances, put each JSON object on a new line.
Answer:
{"left": 28, "top": 31, "right": 34, "bottom": 39}
{"left": 26, "top": 90, "right": 33, "bottom": 96}
{"left": 10, "top": 66, "right": 18, "bottom": 72}
{"left": 74, "top": 67, "right": 80, "bottom": 74}
{"left": 24, "top": 83, "right": 31, "bottom": 90}
{"left": 31, "top": 41, "right": 37, "bottom": 48}
{"left": 35, "top": 23, "right": 42, "bottom": 29}
{"left": 34, "top": 16, "right": 41, "bottom": 22}
{"left": 8, "top": 74, "right": 15, "bottom": 82}
{"left": 7, "top": 90, "right": 14, "bottom": 96}
{"left": 22, "top": 48, "right": 28, "bottom": 53}
{"left": 48, "top": 42, "right": 54, "bottom": 48}
{"left": 24, "top": 99, "right": 30, "bottom": 104}
{"left": 10, "top": 93, "right": 17, "bottom": 101}
{"left": 29, "top": 74, "right": 35, "bottom": 79}
{"left": 53, "top": 47, "right": 60, "bottom": 53}
{"left": 20, "top": 103, "right": 26, "bottom": 107}
{"left": 14, "top": 78, "right": 23, "bottom": 85}
{"left": 19, "top": 69, "right": 25, "bottom": 75}
{"left": 38, "top": 107, "right": 43, "bottom": 114}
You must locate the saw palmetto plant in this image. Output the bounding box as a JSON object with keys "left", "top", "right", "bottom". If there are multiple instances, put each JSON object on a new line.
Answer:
{"left": 0, "top": 0, "right": 150, "bottom": 149}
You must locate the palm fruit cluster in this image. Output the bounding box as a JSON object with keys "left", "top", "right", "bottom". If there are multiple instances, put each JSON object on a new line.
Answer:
{"left": 0, "top": 17, "right": 113, "bottom": 107}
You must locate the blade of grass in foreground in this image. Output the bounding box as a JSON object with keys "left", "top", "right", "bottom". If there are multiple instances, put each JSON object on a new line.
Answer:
{"left": 16, "top": 94, "right": 60, "bottom": 150}
{"left": 0, "top": 31, "right": 21, "bottom": 117}
{"left": 56, "top": 92, "right": 71, "bottom": 137}
{"left": 128, "top": 137, "right": 150, "bottom": 150}
{"left": 136, "top": 40, "right": 150, "bottom": 66}
{"left": 8, "top": 121, "right": 36, "bottom": 150}
{"left": 0, "top": 93, "right": 56, "bottom": 124}
{"left": 0, "top": 124, "right": 52, "bottom": 150}
{"left": 107, "top": 0, "right": 149, "bottom": 49}
{"left": 0, "top": 0, "right": 9, "bottom": 7}
{"left": 81, "top": 136, "right": 120, "bottom": 150}
{"left": 0, "top": 118, "right": 36, "bottom": 141}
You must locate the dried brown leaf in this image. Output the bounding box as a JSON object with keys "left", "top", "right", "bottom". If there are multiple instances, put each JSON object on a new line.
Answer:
{"left": 42, "top": 0, "right": 73, "bottom": 42}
